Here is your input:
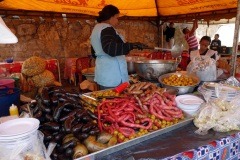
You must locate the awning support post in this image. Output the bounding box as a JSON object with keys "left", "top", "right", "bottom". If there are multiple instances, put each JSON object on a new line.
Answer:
{"left": 230, "top": 0, "right": 240, "bottom": 76}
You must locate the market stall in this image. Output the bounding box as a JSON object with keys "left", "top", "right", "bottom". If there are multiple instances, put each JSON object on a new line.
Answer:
{"left": 2, "top": 0, "right": 240, "bottom": 160}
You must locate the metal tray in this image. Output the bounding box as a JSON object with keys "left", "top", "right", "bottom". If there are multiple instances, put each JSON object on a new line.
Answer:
{"left": 75, "top": 94, "right": 193, "bottom": 160}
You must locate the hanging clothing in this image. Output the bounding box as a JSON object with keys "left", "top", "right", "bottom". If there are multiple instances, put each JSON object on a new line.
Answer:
{"left": 90, "top": 23, "right": 131, "bottom": 87}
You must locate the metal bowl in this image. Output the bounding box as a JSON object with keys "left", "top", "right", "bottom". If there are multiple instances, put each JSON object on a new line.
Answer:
{"left": 158, "top": 73, "right": 200, "bottom": 95}
{"left": 83, "top": 73, "right": 95, "bottom": 83}
{"left": 126, "top": 56, "right": 149, "bottom": 74}
{"left": 134, "top": 60, "right": 180, "bottom": 80}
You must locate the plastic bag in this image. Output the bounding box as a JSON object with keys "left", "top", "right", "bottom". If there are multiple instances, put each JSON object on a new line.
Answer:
{"left": 187, "top": 55, "right": 217, "bottom": 81}
{"left": 0, "top": 131, "right": 56, "bottom": 160}
{"left": 220, "top": 76, "right": 240, "bottom": 88}
{"left": 194, "top": 86, "right": 240, "bottom": 135}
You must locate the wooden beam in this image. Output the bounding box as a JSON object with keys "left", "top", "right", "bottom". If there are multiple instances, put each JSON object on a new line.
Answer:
{"left": 230, "top": 0, "right": 240, "bottom": 76}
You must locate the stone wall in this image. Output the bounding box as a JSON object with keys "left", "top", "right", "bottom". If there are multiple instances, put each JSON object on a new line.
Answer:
{"left": 0, "top": 19, "right": 160, "bottom": 80}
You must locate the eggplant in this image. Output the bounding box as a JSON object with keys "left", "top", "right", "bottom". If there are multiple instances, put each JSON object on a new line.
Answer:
{"left": 45, "top": 114, "right": 54, "bottom": 122}
{"left": 53, "top": 103, "right": 65, "bottom": 122}
{"left": 76, "top": 110, "right": 88, "bottom": 119}
{"left": 65, "top": 148, "right": 74, "bottom": 157}
{"left": 57, "top": 139, "right": 77, "bottom": 152}
{"left": 76, "top": 133, "right": 89, "bottom": 140}
{"left": 41, "top": 88, "right": 51, "bottom": 106}
{"left": 81, "top": 123, "right": 94, "bottom": 133}
{"left": 60, "top": 109, "right": 80, "bottom": 122}
{"left": 87, "top": 109, "right": 98, "bottom": 120}
{"left": 38, "top": 99, "right": 51, "bottom": 113}
{"left": 51, "top": 97, "right": 59, "bottom": 107}
{"left": 89, "top": 128, "right": 101, "bottom": 136}
{"left": 42, "top": 122, "right": 60, "bottom": 132}
{"left": 64, "top": 116, "right": 75, "bottom": 133}
{"left": 72, "top": 123, "right": 84, "bottom": 134}
{"left": 41, "top": 129, "right": 53, "bottom": 141}
{"left": 53, "top": 91, "right": 67, "bottom": 97}
{"left": 82, "top": 115, "right": 93, "bottom": 123}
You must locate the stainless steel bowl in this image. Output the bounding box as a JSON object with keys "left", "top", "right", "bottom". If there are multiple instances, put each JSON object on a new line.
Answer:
{"left": 83, "top": 73, "right": 95, "bottom": 83}
{"left": 158, "top": 73, "right": 200, "bottom": 95}
{"left": 134, "top": 60, "right": 180, "bottom": 80}
{"left": 126, "top": 56, "right": 149, "bottom": 74}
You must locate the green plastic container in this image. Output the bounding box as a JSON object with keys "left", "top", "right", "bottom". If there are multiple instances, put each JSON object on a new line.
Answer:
{"left": 0, "top": 77, "right": 20, "bottom": 88}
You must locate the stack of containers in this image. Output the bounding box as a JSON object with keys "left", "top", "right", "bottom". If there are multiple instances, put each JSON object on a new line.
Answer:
{"left": 0, "top": 118, "right": 40, "bottom": 153}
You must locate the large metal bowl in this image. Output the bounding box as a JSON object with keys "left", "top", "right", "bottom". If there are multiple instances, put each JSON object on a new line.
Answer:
{"left": 126, "top": 56, "right": 149, "bottom": 74}
{"left": 158, "top": 73, "right": 200, "bottom": 95}
{"left": 134, "top": 60, "right": 180, "bottom": 80}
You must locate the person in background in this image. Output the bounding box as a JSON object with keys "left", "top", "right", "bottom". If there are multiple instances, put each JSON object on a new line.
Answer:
{"left": 188, "top": 36, "right": 219, "bottom": 64}
{"left": 90, "top": 5, "right": 146, "bottom": 90}
{"left": 182, "top": 19, "right": 199, "bottom": 54}
{"left": 163, "top": 22, "right": 175, "bottom": 49}
{"left": 211, "top": 34, "right": 221, "bottom": 47}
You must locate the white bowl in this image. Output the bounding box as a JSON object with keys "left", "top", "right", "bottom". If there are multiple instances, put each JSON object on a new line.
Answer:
{"left": 176, "top": 95, "right": 203, "bottom": 115}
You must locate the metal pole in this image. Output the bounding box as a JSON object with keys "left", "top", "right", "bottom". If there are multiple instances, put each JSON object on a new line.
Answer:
{"left": 161, "top": 25, "right": 164, "bottom": 48}
{"left": 230, "top": 0, "right": 240, "bottom": 76}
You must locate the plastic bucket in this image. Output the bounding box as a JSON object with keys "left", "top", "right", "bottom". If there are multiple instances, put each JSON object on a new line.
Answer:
{"left": 0, "top": 85, "right": 20, "bottom": 117}
{"left": 0, "top": 79, "right": 15, "bottom": 89}
{"left": 0, "top": 77, "right": 20, "bottom": 88}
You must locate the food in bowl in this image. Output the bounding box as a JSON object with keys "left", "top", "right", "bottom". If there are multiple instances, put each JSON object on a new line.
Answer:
{"left": 163, "top": 75, "right": 195, "bottom": 86}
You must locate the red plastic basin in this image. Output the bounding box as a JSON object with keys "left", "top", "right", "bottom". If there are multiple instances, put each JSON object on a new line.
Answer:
{"left": 0, "top": 79, "right": 15, "bottom": 89}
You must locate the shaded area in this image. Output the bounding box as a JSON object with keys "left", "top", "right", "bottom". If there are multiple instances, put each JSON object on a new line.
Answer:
{"left": 99, "top": 122, "right": 239, "bottom": 160}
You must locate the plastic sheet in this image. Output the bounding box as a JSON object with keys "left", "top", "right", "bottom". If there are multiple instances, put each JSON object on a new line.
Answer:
{"left": 220, "top": 76, "right": 240, "bottom": 88}
{"left": 98, "top": 122, "right": 240, "bottom": 160}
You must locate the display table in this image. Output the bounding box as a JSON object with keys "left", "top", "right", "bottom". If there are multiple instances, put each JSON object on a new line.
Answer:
{"left": 64, "top": 58, "right": 78, "bottom": 86}
{"left": 0, "top": 59, "right": 61, "bottom": 83}
{"left": 99, "top": 122, "right": 240, "bottom": 160}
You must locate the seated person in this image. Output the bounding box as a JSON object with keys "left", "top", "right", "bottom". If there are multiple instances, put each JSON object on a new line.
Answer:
{"left": 211, "top": 34, "right": 221, "bottom": 48}
{"left": 188, "top": 36, "right": 219, "bottom": 64}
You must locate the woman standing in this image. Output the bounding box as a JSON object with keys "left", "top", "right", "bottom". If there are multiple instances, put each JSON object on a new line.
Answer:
{"left": 163, "top": 22, "right": 175, "bottom": 49}
{"left": 91, "top": 5, "right": 146, "bottom": 90}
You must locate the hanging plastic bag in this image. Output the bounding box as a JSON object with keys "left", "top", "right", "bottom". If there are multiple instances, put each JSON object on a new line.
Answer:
{"left": 187, "top": 55, "right": 217, "bottom": 81}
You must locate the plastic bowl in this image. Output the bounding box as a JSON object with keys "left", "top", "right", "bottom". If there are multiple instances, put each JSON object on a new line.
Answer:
{"left": 5, "top": 59, "right": 14, "bottom": 63}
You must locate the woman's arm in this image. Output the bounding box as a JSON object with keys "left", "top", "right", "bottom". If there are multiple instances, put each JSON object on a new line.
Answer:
{"left": 101, "top": 27, "right": 133, "bottom": 57}
{"left": 189, "top": 19, "right": 198, "bottom": 36}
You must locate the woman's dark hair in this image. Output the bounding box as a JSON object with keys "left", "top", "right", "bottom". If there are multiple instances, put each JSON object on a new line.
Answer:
{"left": 215, "top": 34, "right": 219, "bottom": 38}
{"left": 200, "top": 36, "right": 211, "bottom": 44}
{"left": 97, "top": 5, "right": 120, "bottom": 23}
{"left": 170, "top": 22, "right": 174, "bottom": 25}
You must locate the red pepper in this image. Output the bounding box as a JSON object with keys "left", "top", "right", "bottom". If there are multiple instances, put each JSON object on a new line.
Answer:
{"left": 117, "top": 138, "right": 123, "bottom": 143}
{"left": 182, "top": 151, "right": 194, "bottom": 159}
{"left": 154, "top": 121, "right": 160, "bottom": 128}
{"left": 106, "top": 103, "right": 119, "bottom": 122}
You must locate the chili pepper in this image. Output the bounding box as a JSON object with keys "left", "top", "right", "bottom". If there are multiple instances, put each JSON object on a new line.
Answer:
{"left": 117, "top": 138, "right": 123, "bottom": 143}
{"left": 120, "top": 112, "right": 136, "bottom": 122}
{"left": 154, "top": 121, "right": 161, "bottom": 128}
{"left": 118, "top": 127, "right": 135, "bottom": 137}
{"left": 147, "top": 129, "right": 155, "bottom": 132}
{"left": 64, "top": 116, "right": 75, "bottom": 133}
{"left": 106, "top": 103, "right": 119, "bottom": 122}
{"left": 102, "top": 124, "right": 113, "bottom": 135}
{"left": 121, "top": 118, "right": 152, "bottom": 130}
{"left": 127, "top": 103, "right": 144, "bottom": 115}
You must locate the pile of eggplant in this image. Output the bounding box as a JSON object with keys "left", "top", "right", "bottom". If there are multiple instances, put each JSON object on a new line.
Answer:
{"left": 29, "top": 85, "right": 101, "bottom": 160}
